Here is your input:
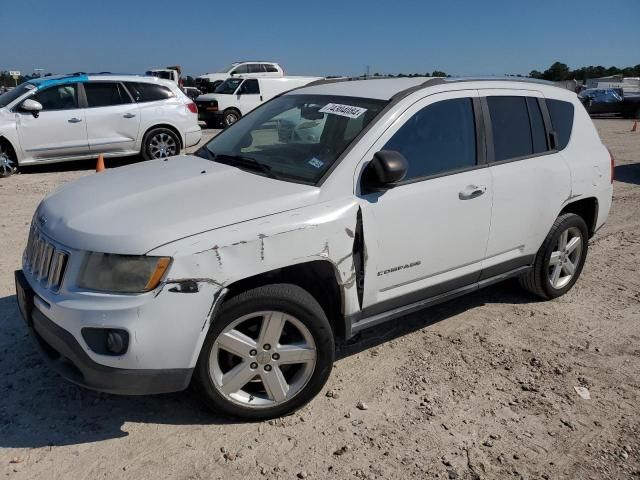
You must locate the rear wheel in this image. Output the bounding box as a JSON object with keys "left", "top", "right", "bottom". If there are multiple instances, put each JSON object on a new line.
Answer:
{"left": 0, "top": 141, "right": 17, "bottom": 178}
{"left": 195, "top": 284, "right": 334, "bottom": 420}
{"left": 141, "top": 128, "right": 181, "bottom": 160}
{"left": 519, "top": 213, "right": 588, "bottom": 299}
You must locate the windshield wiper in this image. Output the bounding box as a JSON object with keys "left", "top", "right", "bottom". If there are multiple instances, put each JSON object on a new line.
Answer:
{"left": 214, "top": 154, "right": 276, "bottom": 179}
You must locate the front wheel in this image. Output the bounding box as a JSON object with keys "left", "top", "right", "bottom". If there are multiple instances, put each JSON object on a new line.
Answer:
{"left": 195, "top": 284, "right": 335, "bottom": 420}
{"left": 0, "top": 141, "right": 17, "bottom": 178}
{"left": 519, "top": 213, "right": 588, "bottom": 299}
{"left": 141, "top": 128, "right": 181, "bottom": 160}
{"left": 222, "top": 109, "right": 241, "bottom": 128}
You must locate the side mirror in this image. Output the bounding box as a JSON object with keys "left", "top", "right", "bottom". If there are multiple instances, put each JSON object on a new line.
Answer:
{"left": 21, "top": 98, "right": 43, "bottom": 118}
{"left": 363, "top": 150, "right": 408, "bottom": 191}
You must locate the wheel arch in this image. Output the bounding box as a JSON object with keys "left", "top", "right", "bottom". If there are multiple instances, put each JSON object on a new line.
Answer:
{"left": 141, "top": 123, "right": 184, "bottom": 151}
{"left": 0, "top": 136, "right": 18, "bottom": 160}
{"left": 560, "top": 197, "right": 598, "bottom": 237}
{"left": 222, "top": 260, "right": 346, "bottom": 339}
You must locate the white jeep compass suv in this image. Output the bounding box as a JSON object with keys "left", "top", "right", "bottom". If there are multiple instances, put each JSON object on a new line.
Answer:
{"left": 15, "top": 77, "right": 613, "bottom": 419}
{"left": 0, "top": 73, "right": 201, "bottom": 176}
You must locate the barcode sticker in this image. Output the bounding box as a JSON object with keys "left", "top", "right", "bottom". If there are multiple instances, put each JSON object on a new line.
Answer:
{"left": 318, "top": 103, "right": 367, "bottom": 119}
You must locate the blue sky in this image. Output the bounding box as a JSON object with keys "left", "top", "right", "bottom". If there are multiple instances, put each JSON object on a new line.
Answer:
{"left": 1, "top": 0, "right": 637, "bottom": 78}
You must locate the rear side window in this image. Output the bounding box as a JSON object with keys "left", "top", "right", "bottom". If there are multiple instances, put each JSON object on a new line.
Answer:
{"left": 264, "top": 64, "right": 279, "bottom": 73}
{"left": 384, "top": 98, "right": 477, "bottom": 181}
{"left": 527, "top": 97, "right": 548, "bottom": 154}
{"left": 240, "top": 79, "right": 260, "bottom": 94}
{"left": 32, "top": 84, "right": 79, "bottom": 110}
{"left": 547, "top": 99, "right": 574, "bottom": 150}
{"left": 487, "top": 96, "right": 532, "bottom": 161}
{"left": 85, "top": 82, "right": 131, "bottom": 107}
{"left": 125, "top": 82, "right": 174, "bottom": 102}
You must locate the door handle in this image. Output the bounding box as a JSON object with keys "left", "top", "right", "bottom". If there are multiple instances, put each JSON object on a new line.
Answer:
{"left": 458, "top": 185, "right": 487, "bottom": 200}
{"left": 68, "top": 117, "right": 82, "bottom": 123}
{"left": 123, "top": 113, "right": 136, "bottom": 118}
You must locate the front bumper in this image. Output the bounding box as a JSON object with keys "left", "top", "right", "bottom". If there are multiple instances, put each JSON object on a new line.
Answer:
{"left": 197, "top": 109, "right": 222, "bottom": 125}
{"left": 15, "top": 269, "right": 216, "bottom": 395}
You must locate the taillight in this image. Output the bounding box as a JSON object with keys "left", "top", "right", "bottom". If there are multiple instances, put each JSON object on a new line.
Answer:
{"left": 609, "top": 148, "right": 615, "bottom": 183}
{"left": 186, "top": 102, "right": 197, "bottom": 114}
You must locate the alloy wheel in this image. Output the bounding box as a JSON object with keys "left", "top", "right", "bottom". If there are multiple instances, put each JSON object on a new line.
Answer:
{"left": 209, "top": 311, "right": 317, "bottom": 408}
{"left": 548, "top": 226, "right": 583, "bottom": 289}
{"left": 0, "top": 144, "right": 16, "bottom": 177}
{"left": 148, "top": 132, "right": 178, "bottom": 158}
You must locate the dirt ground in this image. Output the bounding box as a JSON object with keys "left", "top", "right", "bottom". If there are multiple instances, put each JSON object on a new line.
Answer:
{"left": 0, "top": 120, "right": 638, "bottom": 480}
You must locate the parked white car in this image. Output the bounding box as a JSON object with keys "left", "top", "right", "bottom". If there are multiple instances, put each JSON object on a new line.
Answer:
{"left": 0, "top": 74, "right": 201, "bottom": 176}
{"left": 196, "top": 76, "right": 321, "bottom": 127}
{"left": 16, "top": 77, "right": 613, "bottom": 420}
{"left": 196, "top": 61, "right": 284, "bottom": 93}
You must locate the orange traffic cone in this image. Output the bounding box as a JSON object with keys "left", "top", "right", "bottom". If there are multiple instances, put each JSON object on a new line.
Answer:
{"left": 96, "top": 154, "right": 105, "bottom": 172}
{"left": 632, "top": 120, "right": 638, "bottom": 132}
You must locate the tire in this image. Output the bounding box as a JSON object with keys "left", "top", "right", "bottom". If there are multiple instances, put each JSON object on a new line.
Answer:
{"left": 519, "top": 213, "right": 589, "bottom": 300}
{"left": 195, "top": 284, "right": 335, "bottom": 420}
{"left": 141, "top": 127, "right": 181, "bottom": 161}
{"left": 0, "top": 140, "right": 17, "bottom": 178}
{"left": 222, "top": 109, "right": 241, "bottom": 128}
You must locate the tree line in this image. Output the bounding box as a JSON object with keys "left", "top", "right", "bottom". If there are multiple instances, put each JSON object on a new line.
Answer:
{"left": 529, "top": 62, "right": 640, "bottom": 82}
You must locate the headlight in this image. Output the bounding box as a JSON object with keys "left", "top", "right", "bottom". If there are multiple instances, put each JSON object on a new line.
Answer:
{"left": 78, "top": 253, "right": 171, "bottom": 293}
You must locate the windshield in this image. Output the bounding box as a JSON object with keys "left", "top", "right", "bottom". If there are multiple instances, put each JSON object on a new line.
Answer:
{"left": 0, "top": 82, "right": 35, "bottom": 108}
{"left": 197, "top": 94, "right": 388, "bottom": 184}
{"left": 222, "top": 63, "right": 239, "bottom": 73}
{"left": 214, "top": 78, "right": 243, "bottom": 94}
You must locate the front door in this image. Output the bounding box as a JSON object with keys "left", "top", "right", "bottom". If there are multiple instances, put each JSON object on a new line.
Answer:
{"left": 16, "top": 83, "right": 88, "bottom": 160}
{"left": 357, "top": 91, "right": 493, "bottom": 311}
{"left": 82, "top": 81, "right": 140, "bottom": 153}
{"left": 236, "top": 79, "right": 262, "bottom": 115}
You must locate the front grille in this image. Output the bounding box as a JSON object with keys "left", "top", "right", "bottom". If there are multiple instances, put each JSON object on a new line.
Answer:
{"left": 24, "top": 226, "right": 68, "bottom": 292}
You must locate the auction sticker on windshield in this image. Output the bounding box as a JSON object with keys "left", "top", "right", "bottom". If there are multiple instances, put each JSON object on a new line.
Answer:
{"left": 319, "top": 103, "right": 367, "bottom": 119}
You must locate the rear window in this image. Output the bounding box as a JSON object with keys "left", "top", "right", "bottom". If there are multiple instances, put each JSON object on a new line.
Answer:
{"left": 125, "top": 82, "right": 174, "bottom": 102}
{"left": 546, "top": 99, "right": 574, "bottom": 150}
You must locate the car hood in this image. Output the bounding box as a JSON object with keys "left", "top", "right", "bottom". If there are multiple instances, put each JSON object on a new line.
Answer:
{"left": 37, "top": 155, "right": 320, "bottom": 255}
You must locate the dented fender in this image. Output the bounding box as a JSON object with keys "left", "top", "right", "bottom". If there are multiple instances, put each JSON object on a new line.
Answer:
{"left": 148, "top": 198, "right": 364, "bottom": 316}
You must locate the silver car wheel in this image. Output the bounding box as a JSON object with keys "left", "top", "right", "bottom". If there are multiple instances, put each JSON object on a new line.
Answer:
{"left": 148, "top": 132, "right": 178, "bottom": 158}
{"left": 209, "top": 310, "right": 317, "bottom": 409}
{"left": 0, "top": 144, "right": 16, "bottom": 178}
{"left": 548, "top": 226, "right": 583, "bottom": 289}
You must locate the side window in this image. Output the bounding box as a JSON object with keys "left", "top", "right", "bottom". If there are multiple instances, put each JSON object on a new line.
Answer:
{"left": 546, "top": 99, "right": 574, "bottom": 150}
{"left": 32, "top": 84, "right": 78, "bottom": 110}
{"left": 487, "top": 96, "right": 532, "bottom": 161}
{"left": 84, "top": 82, "right": 132, "bottom": 107}
{"left": 383, "top": 98, "right": 477, "bottom": 181}
{"left": 264, "top": 64, "right": 279, "bottom": 73}
{"left": 248, "top": 64, "right": 263, "bottom": 74}
{"left": 240, "top": 79, "right": 260, "bottom": 94}
{"left": 124, "top": 82, "right": 174, "bottom": 102}
{"left": 232, "top": 64, "right": 249, "bottom": 75}
{"left": 526, "top": 97, "right": 548, "bottom": 154}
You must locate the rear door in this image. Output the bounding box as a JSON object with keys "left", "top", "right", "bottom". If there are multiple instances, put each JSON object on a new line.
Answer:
{"left": 481, "top": 90, "right": 571, "bottom": 274}
{"left": 16, "top": 82, "right": 88, "bottom": 160}
{"left": 237, "top": 79, "right": 262, "bottom": 115}
{"left": 82, "top": 81, "right": 140, "bottom": 153}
